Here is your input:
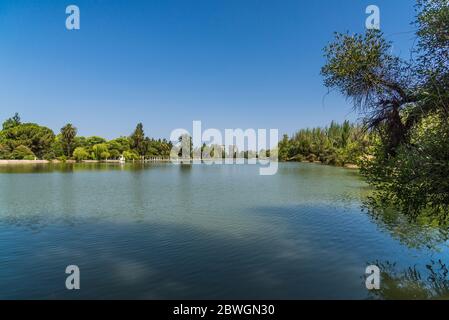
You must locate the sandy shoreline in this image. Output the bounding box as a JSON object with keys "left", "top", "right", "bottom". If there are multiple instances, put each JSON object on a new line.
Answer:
{"left": 0, "top": 160, "right": 54, "bottom": 165}
{"left": 0, "top": 159, "right": 116, "bottom": 165}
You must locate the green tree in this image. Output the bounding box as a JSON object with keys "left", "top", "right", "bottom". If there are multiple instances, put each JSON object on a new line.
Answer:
{"left": 322, "top": 0, "right": 449, "bottom": 219}
{"left": 0, "top": 144, "right": 11, "bottom": 159}
{"left": 341, "top": 120, "right": 351, "bottom": 148}
{"left": 107, "top": 137, "right": 131, "bottom": 155}
{"left": 73, "top": 147, "right": 89, "bottom": 162}
{"left": 278, "top": 134, "right": 291, "bottom": 161}
{"left": 86, "top": 136, "right": 107, "bottom": 149}
{"left": 92, "top": 143, "right": 109, "bottom": 160}
{"left": 130, "top": 123, "right": 146, "bottom": 158}
{"left": 2, "top": 113, "right": 21, "bottom": 130}
{"left": 50, "top": 136, "right": 65, "bottom": 158}
{"left": 321, "top": 29, "right": 414, "bottom": 156}
{"left": 279, "top": 122, "right": 370, "bottom": 166}
{"left": 123, "top": 150, "right": 139, "bottom": 160}
{"left": 60, "top": 124, "right": 77, "bottom": 158}
{"left": 1, "top": 123, "right": 55, "bottom": 159}
{"left": 108, "top": 149, "right": 121, "bottom": 159}
{"left": 11, "top": 145, "right": 35, "bottom": 160}
{"left": 100, "top": 151, "right": 111, "bottom": 160}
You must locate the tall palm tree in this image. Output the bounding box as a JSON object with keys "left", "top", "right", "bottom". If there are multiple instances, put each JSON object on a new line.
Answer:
{"left": 60, "top": 124, "right": 77, "bottom": 157}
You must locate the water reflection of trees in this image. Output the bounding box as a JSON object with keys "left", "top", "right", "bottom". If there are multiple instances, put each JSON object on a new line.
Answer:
{"left": 0, "top": 162, "right": 168, "bottom": 174}
{"left": 368, "top": 260, "right": 449, "bottom": 300}
{"left": 363, "top": 199, "right": 449, "bottom": 250}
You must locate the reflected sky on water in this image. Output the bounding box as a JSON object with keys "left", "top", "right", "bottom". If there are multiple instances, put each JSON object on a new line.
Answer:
{"left": 0, "top": 163, "right": 448, "bottom": 299}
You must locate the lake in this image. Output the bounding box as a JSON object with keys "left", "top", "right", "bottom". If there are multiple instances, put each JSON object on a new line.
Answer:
{"left": 0, "top": 162, "right": 448, "bottom": 299}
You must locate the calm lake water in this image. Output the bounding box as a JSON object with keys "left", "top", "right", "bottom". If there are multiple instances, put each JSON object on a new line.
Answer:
{"left": 0, "top": 162, "right": 448, "bottom": 299}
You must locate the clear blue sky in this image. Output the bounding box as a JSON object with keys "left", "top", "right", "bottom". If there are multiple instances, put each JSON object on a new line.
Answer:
{"left": 0, "top": 0, "right": 417, "bottom": 139}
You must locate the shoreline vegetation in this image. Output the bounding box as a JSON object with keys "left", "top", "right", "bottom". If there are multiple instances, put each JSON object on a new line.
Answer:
{"left": 319, "top": 0, "right": 449, "bottom": 221}
{"left": 0, "top": 113, "right": 367, "bottom": 168}
{"left": 1, "top": 1, "right": 447, "bottom": 221}
{"left": 0, "top": 158, "right": 362, "bottom": 169}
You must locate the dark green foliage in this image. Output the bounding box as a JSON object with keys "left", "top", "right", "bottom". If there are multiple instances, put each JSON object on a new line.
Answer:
{"left": 85, "top": 136, "right": 107, "bottom": 149}
{"left": 322, "top": 30, "right": 415, "bottom": 156}
{"left": 2, "top": 113, "right": 21, "bottom": 130}
{"left": 60, "top": 124, "right": 77, "bottom": 157}
{"left": 0, "top": 122, "right": 55, "bottom": 158}
{"left": 130, "top": 123, "right": 146, "bottom": 157}
{"left": 0, "top": 115, "right": 173, "bottom": 161}
{"left": 279, "top": 121, "right": 372, "bottom": 166}
{"left": 323, "top": 0, "right": 449, "bottom": 220}
{"left": 0, "top": 143, "right": 11, "bottom": 159}
{"left": 144, "top": 138, "right": 171, "bottom": 158}
{"left": 107, "top": 137, "right": 131, "bottom": 157}
{"left": 10, "top": 145, "right": 35, "bottom": 160}
{"left": 362, "top": 114, "right": 449, "bottom": 222}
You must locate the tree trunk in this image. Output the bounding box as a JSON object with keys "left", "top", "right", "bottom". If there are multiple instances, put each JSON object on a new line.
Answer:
{"left": 385, "top": 107, "right": 406, "bottom": 156}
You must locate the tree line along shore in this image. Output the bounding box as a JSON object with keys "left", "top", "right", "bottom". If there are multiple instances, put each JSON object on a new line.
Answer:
{"left": 1, "top": 1, "right": 448, "bottom": 222}
{"left": 0, "top": 116, "right": 171, "bottom": 162}
{"left": 0, "top": 113, "right": 368, "bottom": 167}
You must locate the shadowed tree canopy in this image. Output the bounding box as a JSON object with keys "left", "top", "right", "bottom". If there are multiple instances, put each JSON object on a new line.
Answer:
{"left": 0, "top": 123, "right": 55, "bottom": 159}
{"left": 321, "top": 30, "right": 416, "bottom": 155}
{"left": 322, "top": 0, "right": 449, "bottom": 157}
{"left": 322, "top": 0, "right": 449, "bottom": 219}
